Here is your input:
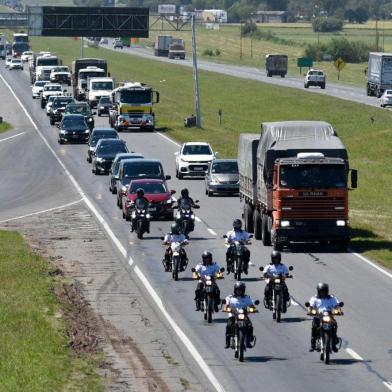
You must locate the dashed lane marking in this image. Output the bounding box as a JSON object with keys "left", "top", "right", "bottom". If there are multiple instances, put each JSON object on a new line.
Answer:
{"left": 0, "top": 131, "right": 25, "bottom": 143}
{"left": 207, "top": 228, "right": 217, "bottom": 236}
{"left": 345, "top": 348, "right": 364, "bottom": 361}
{"left": 383, "top": 382, "right": 392, "bottom": 391}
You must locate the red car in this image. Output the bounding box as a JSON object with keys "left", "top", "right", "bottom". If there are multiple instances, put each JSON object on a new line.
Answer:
{"left": 122, "top": 179, "right": 176, "bottom": 221}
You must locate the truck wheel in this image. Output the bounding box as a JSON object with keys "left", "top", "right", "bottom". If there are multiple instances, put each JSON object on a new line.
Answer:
{"left": 244, "top": 204, "right": 254, "bottom": 233}
{"left": 366, "top": 85, "right": 371, "bottom": 96}
{"left": 304, "top": 83, "right": 309, "bottom": 89}
{"left": 280, "top": 74, "right": 285, "bottom": 78}
{"left": 267, "top": 72, "right": 272, "bottom": 77}
{"left": 321, "top": 83, "right": 326, "bottom": 89}
{"left": 253, "top": 210, "right": 262, "bottom": 240}
{"left": 261, "top": 213, "right": 271, "bottom": 246}
{"left": 336, "top": 240, "right": 348, "bottom": 252}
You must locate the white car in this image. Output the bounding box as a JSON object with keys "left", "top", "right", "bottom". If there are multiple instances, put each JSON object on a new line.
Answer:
{"left": 175, "top": 142, "right": 216, "bottom": 179}
{"left": 45, "top": 96, "right": 59, "bottom": 116}
{"left": 5, "top": 57, "right": 12, "bottom": 68}
{"left": 32, "top": 80, "right": 48, "bottom": 99}
{"left": 9, "top": 58, "right": 23, "bottom": 70}
{"left": 21, "top": 51, "right": 33, "bottom": 62}
{"left": 100, "top": 38, "right": 108, "bottom": 45}
{"left": 380, "top": 90, "right": 392, "bottom": 107}
{"left": 304, "top": 69, "right": 326, "bottom": 89}
{"left": 40, "top": 83, "right": 63, "bottom": 108}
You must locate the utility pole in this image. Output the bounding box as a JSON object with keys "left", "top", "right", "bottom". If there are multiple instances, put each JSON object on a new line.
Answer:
{"left": 240, "top": 20, "right": 243, "bottom": 60}
{"left": 191, "top": 15, "right": 201, "bottom": 128}
{"left": 80, "top": 36, "right": 84, "bottom": 58}
{"left": 375, "top": 17, "right": 379, "bottom": 51}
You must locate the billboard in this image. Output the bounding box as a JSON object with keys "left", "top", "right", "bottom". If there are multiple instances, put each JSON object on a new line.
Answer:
{"left": 158, "top": 4, "right": 176, "bottom": 14}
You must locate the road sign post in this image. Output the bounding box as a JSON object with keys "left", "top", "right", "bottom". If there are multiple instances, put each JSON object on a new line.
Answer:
{"left": 334, "top": 57, "right": 346, "bottom": 80}
{"left": 297, "top": 57, "right": 313, "bottom": 75}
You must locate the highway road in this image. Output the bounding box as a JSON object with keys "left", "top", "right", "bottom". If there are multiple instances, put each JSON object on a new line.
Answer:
{"left": 0, "top": 62, "right": 392, "bottom": 392}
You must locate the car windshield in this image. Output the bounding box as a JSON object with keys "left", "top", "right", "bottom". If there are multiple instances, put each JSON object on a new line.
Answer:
{"left": 53, "top": 66, "right": 68, "bottom": 72}
{"left": 130, "top": 182, "right": 166, "bottom": 194}
{"left": 66, "top": 105, "right": 91, "bottom": 115}
{"left": 182, "top": 145, "right": 212, "bottom": 155}
{"left": 97, "top": 143, "right": 127, "bottom": 155}
{"left": 90, "top": 134, "right": 117, "bottom": 146}
{"left": 279, "top": 164, "right": 347, "bottom": 189}
{"left": 62, "top": 117, "right": 86, "bottom": 128}
{"left": 53, "top": 99, "right": 73, "bottom": 108}
{"left": 119, "top": 90, "right": 152, "bottom": 104}
{"left": 123, "top": 163, "right": 163, "bottom": 178}
{"left": 47, "top": 96, "right": 57, "bottom": 103}
{"left": 92, "top": 81, "right": 113, "bottom": 90}
{"left": 211, "top": 161, "right": 238, "bottom": 173}
{"left": 385, "top": 90, "right": 392, "bottom": 95}
{"left": 35, "top": 81, "right": 47, "bottom": 87}
{"left": 99, "top": 97, "right": 111, "bottom": 104}
{"left": 45, "top": 85, "right": 61, "bottom": 91}
{"left": 309, "top": 71, "right": 323, "bottom": 75}
{"left": 11, "top": 59, "right": 21, "bottom": 63}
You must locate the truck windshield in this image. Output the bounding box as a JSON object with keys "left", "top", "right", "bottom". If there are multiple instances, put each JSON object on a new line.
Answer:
{"left": 123, "top": 163, "right": 163, "bottom": 178}
{"left": 119, "top": 90, "right": 152, "bottom": 104}
{"left": 279, "top": 165, "right": 346, "bottom": 189}
{"left": 37, "top": 58, "right": 59, "bottom": 66}
{"left": 92, "top": 81, "right": 113, "bottom": 90}
{"left": 80, "top": 71, "right": 105, "bottom": 79}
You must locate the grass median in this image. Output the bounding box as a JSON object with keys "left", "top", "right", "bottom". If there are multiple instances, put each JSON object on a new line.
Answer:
{"left": 0, "top": 121, "right": 12, "bottom": 133}
{"left": 28, "top": 36, "right": 392, "bottom": 268}
{"left": 0, "top": 231, "right": 104, "bottom": 392}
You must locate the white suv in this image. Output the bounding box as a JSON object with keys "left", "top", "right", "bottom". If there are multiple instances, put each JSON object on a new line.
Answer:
{"left": 304, "top": 69, "right": 326, "bottom": 89}
{"left": 175, "top": 142, "right": 216, "bottom": 179}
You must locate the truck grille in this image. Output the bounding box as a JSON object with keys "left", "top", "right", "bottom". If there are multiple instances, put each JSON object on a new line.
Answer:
{"left": 280, "top": 197, "right": 345, "bottom": 219}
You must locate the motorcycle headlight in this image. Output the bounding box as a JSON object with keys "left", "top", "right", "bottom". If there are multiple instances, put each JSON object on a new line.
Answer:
{"left": 146, "top": 213, "right": 151, "bottom": 219}
{"left": 336, "top": 220, "right": 346, "bottom": 226}
{"left": 131, "top": 211, "right": 136, "bottom": 219}
{"left": 175, "top": 212, "right": 181, "bottom": 219}
{"left": 190, "top": 214, "right": 195, "bottom": 220}
{"left": 281, "top": 220, "right": 290, "bottom": 227}
{"left": 59, "top": 129, "right": 66, "bottom": 134}
{"left": 238, "top": 314, "right": 245, "bottom": 320}
{"left": 84, "top": 129, "right": 90, "bottom": 134}
{"left": 121, "top": 185, "right": 127, "bottom": 192}
{"left": 87, "top": 118, "right": 93, "bottom": 122}
{"left": 274, "top": 278, "right": 281, "bottom": 283}
{"left": 206, "top": 280, "right": 212, "bottom": 286}
{"left": 322, "top": 316, "right": 332, "bottom": 322}
{"left": 165, "top": 199, "right": 172, "bottom": 204}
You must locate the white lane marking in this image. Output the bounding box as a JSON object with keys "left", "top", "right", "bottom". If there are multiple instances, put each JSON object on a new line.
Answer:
{"left": 0, "top": 199, "right": 84, "bottom": 224}
{"left": 345, "top": 348, "right": 364, "bottom": 361}
{"left": 195, "top": 216, "right": 201, "bottom": 222}
{"left": 156, "top": 131, "right": 181, "bottom": 147}
{"left": 0, "top": 73, "right": 224, "bottom": 392}
{"left": 349, "top": 250, "right": 392, "bottom": 280}
{"left": 383, "top": 381, "right": 392, "bottom": 391}
{"left": 128, "top": 256, "right": 134, "bottom": 267}
{"left": 290, "top": 298, "right": 299, "bottom": 306}
{"left": 207, "top": 228, "right": 217, "bottom": 236}
{"left": 134, "top": 265, "right": 225, "bottom": 392}
{"left": 0, "top": 131, "right": 25, "bottom": 143}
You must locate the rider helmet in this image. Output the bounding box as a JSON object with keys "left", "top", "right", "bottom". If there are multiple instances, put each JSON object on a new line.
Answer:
{"left": 234, "top": 281, "right": 246, "bottom": 297}
{"left": 181, "top": 188, "right": 189, "bottom": 198}
{"left": 317, "top": 282, "right": 329, "bottom": 299}
{"left": 271, "top": 250, "right": 281, "bottom": 265}
{"left": 232, "top": 219, "right": 242, "bottom": 231}
{"left": 171, "top": 222, "right": 181, "bottom": 235}
{"left": 202, "top": 251, "right": 213, "bottom": 265}
{"left": 136, "top": 188, "right": 144, "bottom": 197}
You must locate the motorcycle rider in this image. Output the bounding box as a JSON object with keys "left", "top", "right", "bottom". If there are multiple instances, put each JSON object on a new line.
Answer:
{"left": 224, "top": 282, "right": 255, "bottom": 349}
{"left": 263, "top": 250, "right": 290, "bottom": 309}
{"left": 131, "top": 188, "right": 150, "bottom": 233}
{"left": 176, "top": 188, "right": 197, "bottom": 209}
{"left": 225, "top": 219, "right": 251, "bottom": 274}
{"left": 194, "top": 251, "right": 221, "bottom": 312}
{"left": 307, "top": 283, "right": 342, "bottom": 353}
{"left": 162, "top": 222, "right": 188, "bottom": 272}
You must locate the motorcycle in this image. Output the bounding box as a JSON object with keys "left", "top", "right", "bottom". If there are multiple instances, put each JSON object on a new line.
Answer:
{"left": 192, "top": 268, "right": 224, "bottom": 323}
{"left": 222, "top": 299, "right": 259, "bottom": 362}
{"left": 305, "top": 302, "right": 344, "bottom": 364}
{"left": 174, "top": 200, "right": 200, "bottom": 237}
{"left": 223, "top": 234, "right": 253, "bottom": 281}
{"left": 260, "top": 265, "right": 293, "bottom": 322}
{"left": 131, "top": 203, "right": 151, "bottom": 239}
{"left": 161, "top": 238, "right": 188, "bottom": 281}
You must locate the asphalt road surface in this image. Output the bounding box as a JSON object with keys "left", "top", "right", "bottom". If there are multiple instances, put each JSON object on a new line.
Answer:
{"left": 0, "top": 62, "right": 391, "bottom": 392}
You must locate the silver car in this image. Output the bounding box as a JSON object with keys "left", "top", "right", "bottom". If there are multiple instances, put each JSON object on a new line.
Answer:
{"left": 380, "top": 90, "right": 392, "bottom": 107}
{"left": 205, "top": 159, "right": 239, "bottom": 196}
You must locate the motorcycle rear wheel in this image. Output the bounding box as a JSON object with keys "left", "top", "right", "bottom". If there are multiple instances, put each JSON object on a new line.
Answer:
{"left": 276, "top": 293, "right": 282, "bottom": 323}
{"left": 207, "top": 296, "right": 213, "bottom": 323}
{"left": 137, "top": 220, "right": 143, "bottom": 239}
{"left": 238, "top": 330, "right": 245, "bottom": 362}
{"left": 324, "top": 334, "right": 330, "bottom": 364}
{"left": 172, "top": 256, "right": 179, "bottom": 281}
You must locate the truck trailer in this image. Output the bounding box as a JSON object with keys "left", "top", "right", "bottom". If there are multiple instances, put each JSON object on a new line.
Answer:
{"left": 265, "top": 54, "right": 288, "bottom": 77}
{"left": 238, "top": 121, "right": 357, "bottom": 250}
{"left": 367, "top": 52, "right": 392, "bottom": 97}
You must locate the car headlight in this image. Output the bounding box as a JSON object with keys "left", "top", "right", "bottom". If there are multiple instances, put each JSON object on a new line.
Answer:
{"left": 211, "top": 175, "right": 220, "bottom": 184}
{"left": 180, "top": 157, "right": 188, "bottom": 163}
{"left": 281, "top": 220, "right": 290, "bottom": 227}
{"left": 100, "top": 106, "right": 105, "bottom": 109}
{"left": 59, "top": 129, "right": 66, "bottom": 134}
{"left": 87, "top": 118, "right": 93, "bottom": 122}
{"left": 336, "top": 220, "right": 346, "bottom": 226}
{"left": 96, "top": 157, "right": 104, "bottom": 162}
{"left": 121, "top": 185, "right": 127, "bottom": 192}
{"left": 84, "top": 129, "right": 90, "bottom": 134}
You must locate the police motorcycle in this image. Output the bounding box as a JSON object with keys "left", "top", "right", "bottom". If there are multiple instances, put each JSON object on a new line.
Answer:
{"left": 161, "top": 237, "right": 188, "bottom": 281}
{"left": 223, "top": 234, "right": 253, "bottom": 281}
{"left": 174, "top": 199, "right": 200, "bottom": 237}
{"left": 192, "top": 267, "right": 224, "bottom": 323}
{"left": 131, "top": 199, "right": 151, "bottom": 239}
{"left": 260, "top": 265, "right": 293, "bottom": 322}
{"left": 306, "top": 301, "right": 344, "bottom": 364}
{"left": 222, "top": 299, "right": 259, "bottom": 362}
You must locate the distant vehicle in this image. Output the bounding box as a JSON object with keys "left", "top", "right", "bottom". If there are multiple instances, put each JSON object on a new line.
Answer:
{"left": 168, "top": 38, "right": 185, "bottom": 60}
{"left": 175, "top": 142, "right": 216, "bottom": 179}
{"left": 13, "top": 33, "right": 29, "bottom": 43}
{"left": 0, "top": 43, "right": 5, "bottom": 60}
{"left": 6, "top": 44, "right": 12, "bottom": 55}
{"left": 367, "top": 52, "right": 392, "bottom": 97}
{"left": 40, "top": 83, "right": 63, "bottom": 108}
{"left": 30, "top": 54, "right": 60, "bottom": 84}
{"left": 155, "top": 35, "right": 172, "bottom": 57}
{"left": 21, "top": 51, "right": 33, "bottom": 62}
{"left": 109, "top": 152, "right": 144, "bottom": 193}
{"left": 12, "top": 42, "right": 29, "bottom": 57}
{"left": 31, "top": 80, "right": 48, "bottom": 99}
{"left": 92, "top": 138, "right": 128, "bottom": 175}
{"left": 99, "top": 38, "right": 108, "bottom": 45}
{"left": 87, "top": 77, "right": 115, "bottom": 108}
{"left": 122, "top": 179, "right": 175, "bottom": 221}
{"left": 64, "top": 102, "right": 95, "bottom": 130}
{"left": 45, "top": 96, "right": 59, "bottom": 116}
{"left": 5, "top": 57, "right": 12, "bottom": 68}
{"left": 121, "top": 37, "right": 130, "bottom": 47}
{"left": 87, "top": 127, "right": 118, "bottom": 163}
{"left": 58, "top": 114, "right": 90, "bottom": 144}
{"left": 380, "top": 89, "right": 392, "bottom": 107}
{"left": 50, "top": 66, "right": 71, "bottom": 85}
{"left": 97, "top": 96, "right": 111, "bottom": 116}
{"left": 9, "top": 58, "right": 23, "bottom": 70}
{"left": 205, "top": 159, "right": 239, "bottom": 196}
{"left": 113, "top": 39, "right": 123, "bottom": 49}
{"left": 49, "top": 96, "right": 76, "bottom": 125}
{"left": 304, "top": 69, "right": 326, "bottom": 89}
{"left": 265, "top": 54, "right": 288, "bottom": 78}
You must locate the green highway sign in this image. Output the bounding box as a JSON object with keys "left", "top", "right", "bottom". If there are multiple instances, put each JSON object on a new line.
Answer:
{"left": 297, "top": 57, "right": 313, "bottom": 68}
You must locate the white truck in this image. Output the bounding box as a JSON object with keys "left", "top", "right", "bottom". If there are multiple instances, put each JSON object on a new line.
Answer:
{"left": 87, "top": 77, "right": 115, "bottom": 108}
{"left": 367, "top": 52, "right": 392, "bottom": 97}
{"left": 76, "top": 66, "right": 106, "bottom": 101}
{"left": 0, "top": 34, "right": 6, "bottom": 60}
{"left": 50, "top": 66, "right": 71, "bottom": 85}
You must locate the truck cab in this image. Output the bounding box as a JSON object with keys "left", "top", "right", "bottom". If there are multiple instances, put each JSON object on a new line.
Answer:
{"left": 50, "top": 66, "right": 71, "bottom": 85}
{"left": 76, "top": 66, "right": 106, "bottom": 100}
{"left": 87, "top": 77, "right": 115, "bottom": 108}
{"left": 109, "top": 82, "right": 159, "bottom": 132}
{"left": 265, "top": 54, "right": 288, "bottom": 78}
{"left": 168, "top": 38, "right": 185, "bottom": 60}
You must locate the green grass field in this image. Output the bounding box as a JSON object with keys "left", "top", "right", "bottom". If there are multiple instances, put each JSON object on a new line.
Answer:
{"left": 0, "top": 121, "right": 12, "bottom": 133}
{"left": 28, "top": 35, "right": 392, "bottom": 267}
{"left": 0, "top": 231, "right": 104, "bottom": 391}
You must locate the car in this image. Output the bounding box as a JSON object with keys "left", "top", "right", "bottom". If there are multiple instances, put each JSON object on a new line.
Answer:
{"left": 97, "top": 96, "right": 111, "bottom": 116}
{"left": 9, "top": 58, "right": 23, "bottom": 70}
{"left": 175, "top": 142, "right": 216, "bottom": 179}
{"left": 113, "top": 39, "right": 123, "bottom": 49}
{"left": 304, "top": 69, "right": 326, "bottom": 89}
{"left": 380, "top": 90, "right": 392, "bottom": 107}
{"left": 122, "top": 179, "right": 176, "bottom": 221}
{"left": 116, "top": 159, "right": 170, "bottom": 209}
{"left": 109, "top": 152, "right": 144, "bottom": 193}
{"left": 41, "top": 83, "right": 63, "bottom": 108}
{"left": 87, "top": 127, "right": 118, "bottom": 163}
{"left": 6, "top": 44, "right": 12, "bottom": 55}
{"left": 100, "top": 38, "right": 108, "bottom": 45}
{"left": 205, "top": 159, "right": 239, "bottom": 196}
{"left": 31, "top": 80, "right": 48, "bottom": 99}
{"left": 5, "top": 57, "right": 12, "bottom": 68}
{"left": 49, "top": 96, "right": 75, "bottom": 125}
{"left": 63, "top": 102, "right": 95, "bottom": 130}
{"left": 50, "top": 66, "right": 71, "bottom": 85}
{"left": 92, "top": 138, "right": 128, "bottom": 175}
{"left": 58, "top": 114, "right": 90, "bottom": 144}
{"left": 21, "top": 51, "right": 33, "bottom": 62}
{"left": 45, "top": 96, "right": 58, "bottom": 116}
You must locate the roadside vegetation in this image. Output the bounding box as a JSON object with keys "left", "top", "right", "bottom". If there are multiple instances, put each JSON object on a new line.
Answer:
{"left": 28, "top": 36, "right": 392, "bottom": 267}
{"left": 0, "top": 121, "right": 12, "bottom": 133}
{"left": 0, "top": 231, "right": 104, "bottom": 391}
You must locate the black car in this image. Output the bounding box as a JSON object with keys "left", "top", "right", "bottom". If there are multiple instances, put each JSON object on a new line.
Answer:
{"left": 87, "top": 127, "right": 118, "bottom": 163}
{"left": 58, "top": 114, "right": 90, "bottom": 144}
{"left": 92, "top": 138, "right": 128, "bottom": 175}
{"left": 63, "top": 102, "right": 95, "bottom": 130}
{"left": 49, "top": 96, "right": 75, "bottom": 125}
{"left": 97, "top": 96, "right": 112, "bottom": 116}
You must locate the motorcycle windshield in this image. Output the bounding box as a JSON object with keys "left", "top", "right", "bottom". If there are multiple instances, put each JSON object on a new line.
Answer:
{"left": 179, "top": 200, "right": 191, "bottom": 210}
{"left": 135, "top": 199, "right": 147, "bottom": 210}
